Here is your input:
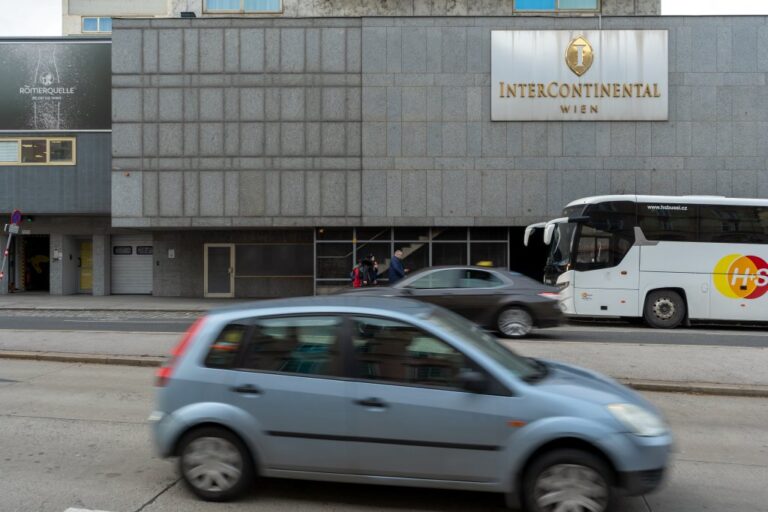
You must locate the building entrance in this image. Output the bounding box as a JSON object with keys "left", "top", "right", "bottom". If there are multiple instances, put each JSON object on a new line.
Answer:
{"left": 22, "top": 235, "right": 50, "bottom": 292}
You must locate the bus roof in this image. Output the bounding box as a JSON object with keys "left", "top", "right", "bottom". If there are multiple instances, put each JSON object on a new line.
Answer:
{"left": 565, "top": 194, "right": 768, "bottom": 208}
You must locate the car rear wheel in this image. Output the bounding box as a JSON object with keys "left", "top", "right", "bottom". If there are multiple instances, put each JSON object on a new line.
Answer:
{"left": 178, "top": 427, "right": 254, "bottom": 502}
{"left": 520, "top": 449, "right": 614, "bottom": 512}
{"left": 644, "top": 290, "right": 686, "bottom": 329}
{"left": 498, "top": 307, "right": 534, "bottom": 338}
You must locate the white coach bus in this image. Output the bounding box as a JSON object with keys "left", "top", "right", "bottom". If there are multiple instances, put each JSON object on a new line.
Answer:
{"left": 525, "top": 195, "right": 768, "bottom": 328}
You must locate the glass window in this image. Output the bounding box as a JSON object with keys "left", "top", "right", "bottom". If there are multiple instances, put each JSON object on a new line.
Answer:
{"left": 244, "top": 0, "right": 282, "bottom": 11}
{"left": 470, "top": 243, "right": 508, "bottom": 267}
{"left": 399, "top": 242, "right": 429, "bottom": 274}
{"left": 205, "top": 321, "right": 249, "bottom": 369}
{"left": 557, "top": 0, "right": 598, "bottom": 8}
{"left": 82, "top": 17, "right": 99, "bottom": 31}
{"left": 458, "top": 269, "right": 504, "bottom": 289}
{"left": 99, "top": 17, "right": 112, "bottom": 32}
{"left": 432, "top": 243, "right": 467, "bottom": 266}
{"left": 49, "top": 140, "right": 73, "bottom": 163}
{"left": 206, "top": 0, "right": 241, "bottom": 10}
{"left": 470, "top": 227, "right": 507, "bottom": 240}
{"left": 235, "top": 244, "right": 313, "bottom": 277}
{"left": 394, "top": 227, "right": 429, "bottom": 240}
{"left": 699, "top": 205, "right": 768, "bottom": 244}
{"left": 356, "top": 227, "right": 391, "bottom": 241}
{"left": 432, "top": 227, "right": 467, "bottom": 241}
{"left": 355, "top": 242, "right": 389, "bottom": 280}
{"left": 574, "top": 224, "right": 634, "bottom": 271}
{"left": 0, "top": 141, "right": 18, "bottom": 162}
{"left": 113, "top": 246, "right": 132, "bottom": 255}
{"left": 406, "top": 269, "right": 462, "bottom": 289}
{"left": 21, "top": 140, "right": 46, "bottom": 164}
{"left": 316, "top": 243, "right": 352, "bottom": 279}
{"left": 638, "top": 203, "right": 697, "bottom": 242}
{"left": 136, "top": 246, "right": 153, "bottom": 255}
{"left": 516, "top": 0, "right": 556, "bottom": 10}
{"left": 240, "top": 316, "right": 342, "bottom": 376}
{"left": 351, "top": 316, "right": 471, "bottom": 389}
{"left": 316, "top": 228, "right": 352, "bottom": 241}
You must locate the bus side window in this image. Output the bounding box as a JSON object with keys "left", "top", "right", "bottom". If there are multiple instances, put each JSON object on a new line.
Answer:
{"left": 699, "top": 205, "right": 768, "bottom": 244}
{"left": 638, "top": 204, "right": 697, "bottom": 242}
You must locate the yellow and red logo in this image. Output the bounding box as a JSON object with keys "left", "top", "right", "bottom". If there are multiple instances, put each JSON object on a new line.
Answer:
{"left": 713, "top": 254, "right": 768, "bottom": 299}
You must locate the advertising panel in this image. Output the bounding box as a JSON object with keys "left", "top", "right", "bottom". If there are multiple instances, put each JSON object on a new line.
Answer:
{"left": 491, "top": 30, "right": 668, "bottom": 121}
{"left": 0, "top": 40, "right": 111, "bottom": 132}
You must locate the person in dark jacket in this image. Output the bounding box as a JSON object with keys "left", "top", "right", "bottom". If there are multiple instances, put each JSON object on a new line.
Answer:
{"left": 387, "top": 249, "right": 406, "bottom": 284}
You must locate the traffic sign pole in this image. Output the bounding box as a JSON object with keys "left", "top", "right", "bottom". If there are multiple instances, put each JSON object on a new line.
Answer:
{"left": 1, "top": 210, "right": 23, "bottom": 283}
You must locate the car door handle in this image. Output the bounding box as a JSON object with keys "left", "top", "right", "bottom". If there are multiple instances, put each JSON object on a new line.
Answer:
{"left": 231, "top": 384, "right": 262, "bottom": 395}
{"left": 355, "top": 397, "right": 387, "bottom": 408}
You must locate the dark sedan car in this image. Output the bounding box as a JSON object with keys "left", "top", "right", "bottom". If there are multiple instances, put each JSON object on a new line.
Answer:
{"left": 344, "top": 266, "right": 562, "bottom": 337}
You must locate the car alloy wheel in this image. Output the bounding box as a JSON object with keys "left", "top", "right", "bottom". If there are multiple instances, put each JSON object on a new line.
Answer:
{"left": 498, "top": 307, "right": 533, "bottom": 338}
{"left": 533, "top": 463, "right": 608, "bottom": 512}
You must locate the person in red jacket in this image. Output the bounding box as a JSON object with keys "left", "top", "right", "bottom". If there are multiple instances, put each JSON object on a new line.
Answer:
{"left": 350, "top": 259, "right": 365, "bottom": 288}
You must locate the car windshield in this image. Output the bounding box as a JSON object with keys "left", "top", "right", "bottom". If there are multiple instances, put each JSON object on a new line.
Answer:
{"left": 424, "top": 309, "right": 543, "bottom": 382}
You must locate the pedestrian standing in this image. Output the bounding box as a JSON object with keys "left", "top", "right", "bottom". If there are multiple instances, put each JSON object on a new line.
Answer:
{"left": 363, "top": 253, "right": 379, "bottom": 286}
{"left": 350, "top": 259, "right": 364, "bottom": 288}
{"left": 387, "top": 249, "right": 406, "bottom": 285}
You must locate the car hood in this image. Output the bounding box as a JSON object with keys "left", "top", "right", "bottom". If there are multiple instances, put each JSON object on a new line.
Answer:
{"left": 534, "top": 359, "right": 657, "bottom": 411}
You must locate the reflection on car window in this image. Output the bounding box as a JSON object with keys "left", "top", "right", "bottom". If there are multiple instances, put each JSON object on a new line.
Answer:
{"left": 205, "top": 321, "right": 249, "bottom": 369}
{"left": 240, "top": 316, "right": 342, "bottom": 376}
{"left": 351, "top": 316, "right": 470, "bottom": 389}
{"left": 458, "top": 270, "right": 504, "bottom": 288}
{"left": 406, "top": 269, "right": 462, "bottom": 289}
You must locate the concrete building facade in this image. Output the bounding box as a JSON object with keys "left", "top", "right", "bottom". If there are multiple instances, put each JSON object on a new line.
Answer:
{"left": 107, "top": 1, "right": 768, "bottom": 298}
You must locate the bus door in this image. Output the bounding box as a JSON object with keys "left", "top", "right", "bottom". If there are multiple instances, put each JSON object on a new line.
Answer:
{"left": 572, "top": 224, "right": 640, "bottom": 317}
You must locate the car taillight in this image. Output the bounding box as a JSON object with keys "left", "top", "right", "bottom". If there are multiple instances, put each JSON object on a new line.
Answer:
{"left": 156, "top": 316, "right": 206, "bottom": 387}
{"left": 538, "top": 292, "right": 559, "bottom": 300}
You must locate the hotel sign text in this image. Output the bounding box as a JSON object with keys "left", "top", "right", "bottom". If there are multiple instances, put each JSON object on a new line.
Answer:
{"left": 491, "top": 30, "right": 668, "bottom": 121}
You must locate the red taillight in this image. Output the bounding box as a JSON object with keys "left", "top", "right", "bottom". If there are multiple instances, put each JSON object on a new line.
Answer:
{"left": 156, "top": 316, "right": 206, "bottom": 387}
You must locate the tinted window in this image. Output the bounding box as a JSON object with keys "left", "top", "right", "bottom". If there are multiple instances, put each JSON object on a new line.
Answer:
{"left": 113, "top": 246, "right": 132, "bottom": 255}
{"left": 352, "top": 316, "right": 471, "bottom": 389}
{"left": 406, "top": 269, "right": 462, "bottom": 289}
{"left": 136, "top": 246, "right": 153, "bottom": 255}
{"left": 458, "top": 270, "right": 504, "bottom": 288}
{"left": 699, "top": 205, "right": 768, "bottom": 244}
{"left": 240, "top": 316, "right": 342, "bottom": 376}
{"left": 638, "top": 203, "right": 697, "bottom": 242}
{"left": 205, "top": 321, "right": 249, "bottom": 369}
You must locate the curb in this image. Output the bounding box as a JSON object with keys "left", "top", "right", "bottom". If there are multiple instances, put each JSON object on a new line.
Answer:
{"left": 0, "top": 308, "right": 205, "bottom": 314}
{"left": 2, "top": 350, "right": 767, "bottom": 398}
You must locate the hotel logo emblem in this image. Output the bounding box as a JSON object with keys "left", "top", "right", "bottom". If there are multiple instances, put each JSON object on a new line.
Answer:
{"left": 565, "top": 36, "right": 593, "bottom": 76}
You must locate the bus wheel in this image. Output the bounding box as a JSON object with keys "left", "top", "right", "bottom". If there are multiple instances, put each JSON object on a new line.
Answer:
{"left": 644, "top": 290, "right": 686, "bottom": 329}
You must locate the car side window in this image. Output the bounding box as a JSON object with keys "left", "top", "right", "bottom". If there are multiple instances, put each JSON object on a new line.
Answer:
{"left": 239, "top": 316, "right": 343, "bottom": 377}
{"left": 406, "top": 269, "right": 462, "bottom": 289}
{"left": 204, "top": 321, "right": 250, "bottom": 369}
{"left": 458, "top": 270, "right": 504, "bottom": 288}
{"left": 351, "top": 316, "right": 472, "bottom": 390}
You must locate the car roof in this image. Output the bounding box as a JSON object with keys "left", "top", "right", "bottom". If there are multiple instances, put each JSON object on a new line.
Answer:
{"left": 207, "top": 295, "right": 438, "bottom": 317}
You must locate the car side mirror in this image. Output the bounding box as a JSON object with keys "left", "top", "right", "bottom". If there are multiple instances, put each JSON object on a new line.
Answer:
{"left": 458, "top": 370, "right": 488, "bottom": 393}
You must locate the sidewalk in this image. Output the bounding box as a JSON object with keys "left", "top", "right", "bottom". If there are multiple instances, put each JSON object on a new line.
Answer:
{"left": 0, "top": 294, "right": 250, "bottom": 312}
{"left": 0, "top": 328, "right": 766, "bottom": 397}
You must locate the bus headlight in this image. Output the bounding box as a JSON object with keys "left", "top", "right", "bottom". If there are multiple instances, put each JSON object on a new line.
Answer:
{"left": 557, "top": 281, "right": 570, "bottom": 290}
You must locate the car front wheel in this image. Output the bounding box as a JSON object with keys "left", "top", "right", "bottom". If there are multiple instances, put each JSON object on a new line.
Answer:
{"left": 521, "top": 449, "right": 614, "bottom": 512}
{"left": 497, "top": 307, "right": 534, "bottom": 338}
{"left": 178, "top": 427, "right": 254, "bottom": 502}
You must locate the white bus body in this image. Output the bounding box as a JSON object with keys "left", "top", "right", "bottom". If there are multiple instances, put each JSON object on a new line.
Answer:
{"left": 528, "top": 195, "right": 768, "bottom": 327}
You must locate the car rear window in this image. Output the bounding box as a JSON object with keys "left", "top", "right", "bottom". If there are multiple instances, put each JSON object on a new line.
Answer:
{"left": 204, "top": 321, "right": 249, "bottom": 369}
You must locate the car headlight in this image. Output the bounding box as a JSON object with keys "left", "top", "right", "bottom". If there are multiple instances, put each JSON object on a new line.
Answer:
{"left": 607, "top": 403, "right": 667, "bottom": 437}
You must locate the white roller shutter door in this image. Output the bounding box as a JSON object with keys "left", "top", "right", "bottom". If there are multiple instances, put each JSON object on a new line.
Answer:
{"left": 111, "top": 235, "right": 153, "bottom": 294}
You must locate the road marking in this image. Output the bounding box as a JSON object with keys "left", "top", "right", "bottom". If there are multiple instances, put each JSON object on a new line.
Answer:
{"left": 65, "top": 508, "right": 115, "bottom": 512}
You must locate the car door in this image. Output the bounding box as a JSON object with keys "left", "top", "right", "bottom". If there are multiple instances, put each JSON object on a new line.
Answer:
{"left": 228, "top": 315, "right": 353, "bottom": 473}
{"left": 347, "top": 315, "right": 512, "bottom": 483}
{"left": 400, "top": 268, "right": 463, "bottom": 310}
{"left": 449, "top": 269, "right": 508, "bottom": 325}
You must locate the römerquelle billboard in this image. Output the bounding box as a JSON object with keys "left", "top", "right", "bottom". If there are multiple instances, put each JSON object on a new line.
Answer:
{"left": 0, "top": 40, "right": 111, "bottom": 132}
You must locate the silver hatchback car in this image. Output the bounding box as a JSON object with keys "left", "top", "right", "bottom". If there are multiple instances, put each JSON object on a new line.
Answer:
{"left": 150, "top": 297, "right": 671, "bottom": 512}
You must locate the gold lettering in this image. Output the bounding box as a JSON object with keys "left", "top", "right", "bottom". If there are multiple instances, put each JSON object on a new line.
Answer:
{"left": 623, "top": 84, "right": 632, "bottom": 97}
{"left": 499, "top": 81, "right": 505, "bottom": 98}
{"left": 585, "top": 84, "right": 593, "bottom": 98}
{"left": 518, "top": 84, "right": 526, "bottom": 97}
{"left": 506, "top": 84, "right": 517, "bottom": 98}
{"left": 580, "top": 104, "right": 587, "bottom": 113}
{"left": 590, "top": 105, "right": 598, "bottom": 113}
{"left": 643, "top": 84, "right": 652, "bottom": 97}
{"left": 560, "top": 105, "right": 571, "bottom": 113}
{"left": 547, "top": 82, "right": 559, "bottom": 98}
{"left": 538, "top": 83, "right": 546, "bottom": 98}
{"left": 572, "top": 84, "right": 583, "bottom": 98}
{"left": 528, "top": 83, "right": 536, "bottom": 98}
{"left": 653, "top": 83, "right": 661, "bottom": 97}
{"left": 559, "top": 83, "right": 571, "bottom": 98}
{"left": 601, "top": 84, "right": 611, "bottom": 98}
{"left": 613, "top": 83, "right": 621, "bottom": 97}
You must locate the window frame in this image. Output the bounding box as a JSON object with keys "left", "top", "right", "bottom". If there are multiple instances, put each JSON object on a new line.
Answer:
{"left": 0, "top": 137, "right": 76, "bottom": 166}
{"left": 203, "top": 0, "right": 284, "bottom": 14}
{"left": 514, "top": 0, "right": 600, "bottom": 12}
{"left": 81, "top": 17, "right": 112, "bottom": 33}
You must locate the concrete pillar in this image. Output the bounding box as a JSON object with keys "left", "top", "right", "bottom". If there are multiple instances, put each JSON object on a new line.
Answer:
{"left": 0, "top": 234, "right": 8, "bottom": 295}
{"left": 92, "top": 234, "right": 110, "bottom": 296}
{"left": 50, "top": 234, "right": 78, "bottom": 295}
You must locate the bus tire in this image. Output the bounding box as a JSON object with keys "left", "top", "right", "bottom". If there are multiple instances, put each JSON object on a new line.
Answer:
{"left": 644, "top": 290, "right": 686, "bottom": 329}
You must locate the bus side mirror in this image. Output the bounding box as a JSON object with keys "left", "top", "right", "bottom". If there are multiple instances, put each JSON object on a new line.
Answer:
{"left": 543, "top": 224, "right": 556, "bottom": 245}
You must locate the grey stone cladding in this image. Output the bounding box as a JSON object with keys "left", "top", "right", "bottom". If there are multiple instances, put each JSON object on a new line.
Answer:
{"left": 112, "top": 15, "right": 768, "bottom": 228}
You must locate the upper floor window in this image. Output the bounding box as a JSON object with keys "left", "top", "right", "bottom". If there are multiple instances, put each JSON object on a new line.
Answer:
{"left": 0, "top": 138, "right": 76, "bottom": 166}
{"left": 515, "top": 0, "right": 599, "bottom": 11}
{"left": 205, "top": 0, "right": 283, "bottom": 13}
{"left": 82, "top": 17, "right": 112, "bottom": 33}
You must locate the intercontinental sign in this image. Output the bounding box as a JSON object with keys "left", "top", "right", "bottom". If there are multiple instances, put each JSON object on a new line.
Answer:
{"left": 491, "top": 30, "right": 668, "bottom": 121}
